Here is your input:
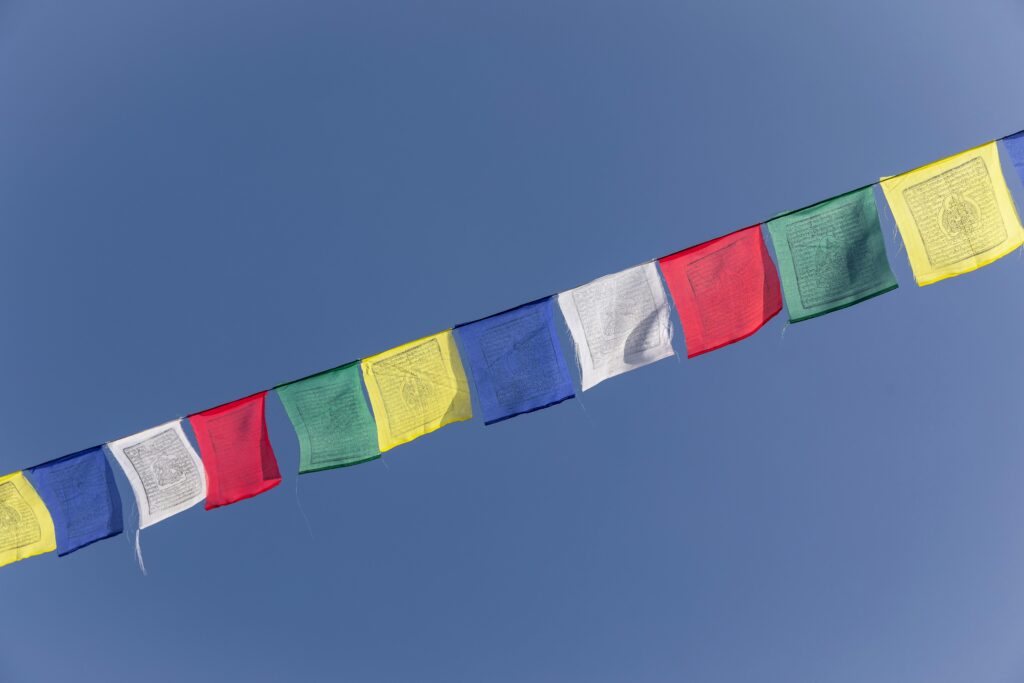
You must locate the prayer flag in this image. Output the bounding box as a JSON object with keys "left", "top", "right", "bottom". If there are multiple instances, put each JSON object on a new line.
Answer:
{"left": 880, "top": 142, "right": 1024, "bottom": 285}
{"left": 276, "top": 363, "right": 380, "bottom": 473}
{"left": 107, "top": 420, "right": 207, "bottom": 528}
{"left": 658, "top": 225, "right": 781, "bottom": 356}
{"left": 0, "top": 471, "right": 56, "bottom": 568}
{"left": 361, "top": 331, "right": 472, "bottom": 452}
{"left": 767, "top": 187, "right": 898, "bottom": 321}
{"left": 26, "top": 447, "right": 123, "bottom": 556}
{"left": 189, "top": 392, "right": 281, "bottom": 510}
{"left": 999, "top": 130, "right": 1024, "bottom": 186}
{"left": 455, "top": 298, "right": 575, "bottom": 424}
{"left": 557, "top": 262, "right": 674, "bottom": 390}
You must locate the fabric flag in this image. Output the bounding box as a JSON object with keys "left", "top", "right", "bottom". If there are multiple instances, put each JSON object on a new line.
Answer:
{"left": 999, "top": 130, "right": 1024, "bottom": 186}
{"left": 107, "top": 420, "right": 207, "bottom": 528}
{"left": 0, "top": 471, "right": 56, "bottom": 568}
{"left": 26, "top": 447, "right": 123, "bottom": 556}
{"left": 361, "top": 330, "right": 473, "bottom": 452}
{"left": 454, "top": 298, "right": 575, "bottom": 424}
{"left": 189, "top": 392, "right": 281, "bottom": 510}
{"left": 557, "top": 262, "right": 674, "bottom": 390}
{"left": 276, "top": 363, "right": 380, "bottom": 473}
{"left": 658, "top": 225, "right": 781, "bottom": 356}
{"left": 880, "top": 142, "right": 1024, "bottom": 286}
{"left": 766, "top": 187, "right": 898, "bottom": 321}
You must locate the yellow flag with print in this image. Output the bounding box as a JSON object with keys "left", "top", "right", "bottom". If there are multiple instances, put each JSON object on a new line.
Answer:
{"left": 0, "top": 471, "right": 56, "bottom": 568}
{"left": 361, "top": 330, "right": 473, "bottom": 452}
{"left": 880, "top": 142, "right": 1024, "bottom": 286}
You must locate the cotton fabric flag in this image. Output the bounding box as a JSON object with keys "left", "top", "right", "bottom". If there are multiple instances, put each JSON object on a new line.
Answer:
{"left": 276, "top": 363, "right": 380, "bottom": 473}
{"left": 880, "top": 142, "right": 1024, "bottom": 286}
{"left": 0, "top": 471, "right": 56, "bottom": 568}
{"left": 189, "top": 392, "right": 281, "bottom": 510}
{"left": 107, "top": 420, "right": 207, "bottom": 528}
{"left": 767, "top": 187, "right": 898, "bottom": 321}
{"left": 454, "top": 298, "right": 575, "bottom": 424}
{"left": 557, "top": 262, "right": 674, "bottom": 390}
{"left": 361, "top": 331, "right": 472, "bottom": 451}
{"left": 1000, "top": 130, "right": 1024, "bottom": 186}
{"left": 658, "top": 225, "right": 781, "bottom": 356}
{"left": 26, "top": 447, "right": 123, "bottom": 556}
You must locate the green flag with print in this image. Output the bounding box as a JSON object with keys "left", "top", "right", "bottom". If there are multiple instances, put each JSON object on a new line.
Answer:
{"left": 276, "top": 362, "right": 380, "bottom": 473}
{"left": 767, "top": 186, "right": 897, "bottom": 322}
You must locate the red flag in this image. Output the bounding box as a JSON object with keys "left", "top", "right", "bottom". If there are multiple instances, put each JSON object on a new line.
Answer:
{"left": 658, "top": 225, "right": 782, "bottom": 358}
{"left": 189, "top": 392, "right": 281, "bottom": 510}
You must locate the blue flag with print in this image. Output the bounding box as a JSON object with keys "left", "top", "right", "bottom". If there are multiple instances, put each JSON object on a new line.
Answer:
{"left": 27, "top": 446, "right": 123, "bottom": 556}
{"left": 455, "top": 297, "right": 575, "bottom": 425}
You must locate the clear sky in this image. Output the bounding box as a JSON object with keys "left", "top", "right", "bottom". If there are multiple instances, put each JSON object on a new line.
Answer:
{"left": 4, "top": 1, "right": 1024, "bottom": 681}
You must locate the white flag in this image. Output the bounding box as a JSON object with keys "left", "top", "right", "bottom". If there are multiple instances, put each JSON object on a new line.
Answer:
{"left": 557, "top": 262, "right": 674, "bottom": 391}
{"left": 107, "top": 420, "right": 206, "bottom": 529}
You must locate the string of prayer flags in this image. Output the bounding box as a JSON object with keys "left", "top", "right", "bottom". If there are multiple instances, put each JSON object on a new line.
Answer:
{"left": 276, "top": 363, "right": 381, "bottom": 473}
{"left": 880, "top": 142, "right": 1024, "bottom": 286}
{"left": 361, "top": 331, "right": 473, "bottom": 452}
{"left": 557, "top": 262, "right": 674, "bottom": 390}
{"left": 189, "top": 392, "right": 281, "bottom": 510}
{"left": 107, "top": 420, "right": 207, "bottom": 528}
{"left": 26, "top": 447, "right": 123, "bottom": 556}
{"left": 999, "top": 131, "right": 1024, "bottom": 190}
{"left": 766, "top": 187, "right": 898, "bottom": 321}
{"left": 454, "top": 298, "right": 575, "bottom": 425}
{"left": 658, "top": 225, "right": 782, "bottom": 356}
{"left": 0, "top": 471, "right": 56, "bottom": 568}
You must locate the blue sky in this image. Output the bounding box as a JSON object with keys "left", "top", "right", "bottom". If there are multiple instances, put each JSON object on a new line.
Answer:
{"left": 4, "top": 1, "right": 1024, "bottom": 681}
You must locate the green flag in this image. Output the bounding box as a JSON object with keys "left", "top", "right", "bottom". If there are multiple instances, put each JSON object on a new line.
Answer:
{"left": 767, "top": 186, "right": 897, "bottom": 322}
{"left": 276, "top": 362, "right": 380, "bottom": 473}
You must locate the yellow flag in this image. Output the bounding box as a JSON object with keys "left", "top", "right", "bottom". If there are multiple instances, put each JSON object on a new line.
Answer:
{"left": 361, "top": 330, "right": 473, "bottom": 452}
{"left": 880, "top": 142, "right": 1024, "bottom": 286}
{"left": 0, "top": 471, "right": 56, "bottom": 568}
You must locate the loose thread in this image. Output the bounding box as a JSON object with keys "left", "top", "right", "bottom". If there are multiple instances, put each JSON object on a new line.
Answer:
{"left": 122, "top": 498, "right": 146, "bottom": 575}
{"left": 780, "top": 322, "right": 790, "bottom": 341}
{"left": 890, "top": 221, "right": 904, "bottom": 254}
{"left": 294, "top": 477, "right": 315, "bottom": 541}
{"left": 575, "top": 395, "right": 596, "bottom": 427}
{"left": 134, "top": 529, "right": 147, "bottom": 576}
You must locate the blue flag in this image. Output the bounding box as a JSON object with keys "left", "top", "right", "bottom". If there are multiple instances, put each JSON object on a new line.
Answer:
{"left": 27, "top": 446, "right": 123, "bottom": 556}
{"left": 1001, "top": 131, "right": 1024, "bottom": 185}
{"left": 455, "top": 297, "right": 575, "bottom": 425}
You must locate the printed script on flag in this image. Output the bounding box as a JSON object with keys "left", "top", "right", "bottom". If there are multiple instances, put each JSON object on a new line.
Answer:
{"left": 361, "top": 331, "right": 473, "bottom": 451}
{"left": 880, "top": 142, "right": 1024, "bottom": 285}
{"left": 557, "top": 262, "right": 674, "bottom": 390}
{"left": 0, "top": 471, "right": 56, "bottom": 568}
{"left": 27, "top": 447, "right": 123, "bottom": 556}
{"left": 767, "top": 187, "right": 897, "bottom": 321}
{"left": 107, "top": 420, "right": 207, "bottom": 528}
{"left": 659, "top": 225, "right": 781, "bottom": 355}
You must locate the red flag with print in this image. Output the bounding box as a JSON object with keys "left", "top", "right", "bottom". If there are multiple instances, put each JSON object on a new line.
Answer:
{"left": 189, "top": 392, "right": 282, "bottom": 510}
{"left": 658, "top": 225, "right": 782, "bottom": 357}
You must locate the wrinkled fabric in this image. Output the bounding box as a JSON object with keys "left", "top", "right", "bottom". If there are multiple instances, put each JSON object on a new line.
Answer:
{"left": 276, "top": 363, "right": 380, "bottom": 473}
{"left": 455, "top": 298, "right": 574, "bottom": 424}
{"left": 27, "top": 447, "right": 122, "bottom": 556}
{"left": 361, "top": 331, "right": 472, "bottom": 451}
{"left": 189, "top": 393, "right": 281, "bottom": 509}
{"left": 0, "top": 471, "right": 56, "bottom": 568}
{"left": 767, "top": 188, "right": 898, "bottom": 321}
{"left": 557, "top": 262, "right": 674, "bottom": 390}
{"left": 880, "top": 142, "right": 1024, "bottom": 285}
{"left": 659, "top": 225, "right": 781, "bottom": 356}
{"left": 107, "top": 420, "right": 207, "bottom": 528}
